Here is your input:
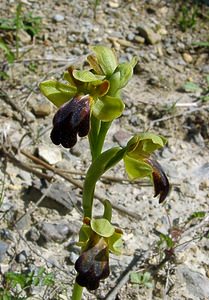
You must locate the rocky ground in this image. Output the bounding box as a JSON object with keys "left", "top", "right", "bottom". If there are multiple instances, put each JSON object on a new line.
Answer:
{"left": 0, "top": 0, "right": 209, "bottom": 299}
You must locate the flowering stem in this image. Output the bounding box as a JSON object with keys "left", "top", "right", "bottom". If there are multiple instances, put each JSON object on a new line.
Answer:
{"left": 82, "top": 147, "right": 126, "bottom": 218}
{"left": 88, "top": 114, "right": 101, "bottom": 161}
{"left": 71, "top": 282, "right": 83, "bottom": 300}
{"left": 93, "top": 121, "right": 112, "bottom": 159}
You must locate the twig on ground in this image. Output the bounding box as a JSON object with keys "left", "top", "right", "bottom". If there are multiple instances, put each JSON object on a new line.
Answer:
{"left": 2, "top": 147, "right": 53, "bottom": 181}
{"left": 19, "top": 149, "right": 141, "bottom": 219}
{"left": 0, "top": 88, "right": 35, "bottom": 142}
{"left": 149, "top": 104, "right": 209, "bottom": 128}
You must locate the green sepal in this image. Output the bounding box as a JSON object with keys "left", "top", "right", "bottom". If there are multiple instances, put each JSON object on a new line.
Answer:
{"left": 124, "top": 155, "right": 153, "bottom": 180}
{"left": 91, "top": 218, "right": 115, "bottom": 238}
{"left": 108, "top": 230, "right": 123, "bottom": 255}
{"left": 91, "top": 45, "right": 118, "bottom": 76}
{"left": 72, "top": 69, "right": 106, "bottom": 83}
{"left": 92, "top": 95, "right": 125, "bottom": 122}
{"left": 107, "top": 71, "right": 121, "bottom": 96}
{"left": 39, "top": 80, "right": 77, "bottom": 107}
{"left": 77, "top": 223, "right": 92, "bottom": 248}
{"left": 116, "top": 56, "right": 138, "bottom": 89}
{"left": 127, "top": 133, "right": 167, "bottom": 158}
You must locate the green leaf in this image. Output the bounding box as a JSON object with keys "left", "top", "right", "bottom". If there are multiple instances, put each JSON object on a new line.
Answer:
{"left": 42, "top": 273, "right": 55, "bottom": 286}
{"left": 187, "top": 211, "right": 206, "bottom": 221}
{"left": 130, "top": 272, "right": 143, "bottom": 284}
{"left": 182, "top": 82, "right": 202, "bottom": 92}
{"left": 124, "top": 155, "right": 153, "bottom": 180}
{"left": 91, "top": 218, "right": 115, "bottom": 237}
{"left": 91, "top": 45, "right": 118, "bottom": 76}
{"left": 5, "top": 272, "right": 26, "bottom": 289}
{"left": 0, "top": 38, "right": 15, "bottom": 63}
{"left": 202, "top": 95, "right": 209, "bottom": 102}
{"left": 142, "top": 272, "right": 151, "bottom": 283}
{"left": 72, "top": 69, "right": 105, "bottom": 83}
{"left": 92, "top": 95, "right": 125, "bottom": 121}
{"left": 160, "top": 233, "right": 175, "bottom": 248}
{"left": 39, "top": 80, "right": 77, "bottom": 107}
{"left": 2, "top": 293, "right": 12, "bottom": 300}
{"left": 130, "top": 272, "right": 153, "bottom": 287}
{"left": 108, "top": 230, "right": 123, "bottom": 255}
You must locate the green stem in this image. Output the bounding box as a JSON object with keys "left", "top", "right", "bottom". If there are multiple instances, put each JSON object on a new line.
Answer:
{"left": 72, "top": 282, "right": 83, "bottom": 300}
{"left": 82, "top": 147, "right": 126, "bottom": 218}
{"left": 94, "top": 121, "right": 112, "bottom": 158}
{"left": 88, "top": 114, "right": 101, "bottom": 161}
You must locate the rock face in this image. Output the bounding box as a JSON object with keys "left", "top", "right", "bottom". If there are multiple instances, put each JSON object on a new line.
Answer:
{"left": 0, "top": 241, "right": 9, "bottom": 262}
{"left": 177, "top": 265, "right": 209, "bottom": 299}
{"left": 38, "top": 222, "right": 73, "bottom": 244}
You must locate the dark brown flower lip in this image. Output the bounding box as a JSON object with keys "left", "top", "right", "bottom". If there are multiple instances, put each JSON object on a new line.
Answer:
{"left": 75, "top": 236, "right": 110, "bottom": 290}
{"left": 50, "top": 95, "right": 90, "bottom": 148}
{"left": 145, "top": 158, "right": 170, "bottom": 203}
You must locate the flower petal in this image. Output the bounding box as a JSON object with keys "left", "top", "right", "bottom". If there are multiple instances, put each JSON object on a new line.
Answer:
{"left": 75, "top": 237, "right": 109, "bottom": 290}
{"left": 145, "top": 158, "right": 170, "bottom": 203}
{"left": 39, "top": 80, "right": 77, "bottom": 107}
{"left": 50, "top": 95, "right": 91, "bottom": 148}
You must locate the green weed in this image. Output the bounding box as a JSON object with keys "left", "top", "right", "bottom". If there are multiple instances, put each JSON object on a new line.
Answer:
{"left": 178, "top": 4, "right": 198, "bottom": 32}
{"left": 0, "top": 1, "right": 41, "bottom": 62}
{"left": 0, "top": 267, "right": 55, "bottom": 299}
{"left": 182, "top": 76, "right": 209, "bottom": 102}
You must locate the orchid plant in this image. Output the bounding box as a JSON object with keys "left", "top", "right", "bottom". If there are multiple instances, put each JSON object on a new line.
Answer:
{"left": 39, "top": 45, "right": 170, "bottom": 299}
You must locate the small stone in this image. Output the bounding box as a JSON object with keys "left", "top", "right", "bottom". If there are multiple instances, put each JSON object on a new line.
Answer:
{"left": 201, "top": 65, "right": 209, "bottom": 73}
{"left": 16, "top": 214, "right": 31, "bottom": 230}
{"left": 134, "top": 36, "right": 145, "bottom": 44}
{"left": 18, "top": 170, "right": 32, "bottom": 186}
{"left": 113, "top": 130, "right": 131, "bottom": 147}
{"left": 15, "top": 250, "right": 27, "bottom": 263}
{"left": 68, "top": 251, "right": 79, "bottom": 264}
{"left": 32, "top": 103, "right": 52, "bottom": 117}
{"left": 38, "top": 222, "right": 72, "bottom": 243}
{"left": 26, "top": 227, "right": 40, "bottom": 242}
{"left": 127, "top": 32, "right": 135, "bottom": 41}
{"left": 70, "top": 144, "right": 81, "bottom": 157}
{"left": 18, "top": 29, "right": 31, "bottom": 44}
{"left": 71, "top": 47, "right": 83, "bottom": 56}
{"left": 52, "top": 14, "right": 65, "bottom": 22}
{"left": 157, "top": 27, "right": 167, "bottom": 36}
{"left": 0, "top": 241, "right": 9, "bottom": 262}
{"left": 37, "top": 144, "right": 62, "bottom": 165}
{"left": 137, "top": 24, "right": 161, "bottom": 45}
{"left": 108, "top": 0, "right": 119, "bottom": 8}
{"left": 183, "top": 53, "right": 193, "bottom": 63}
